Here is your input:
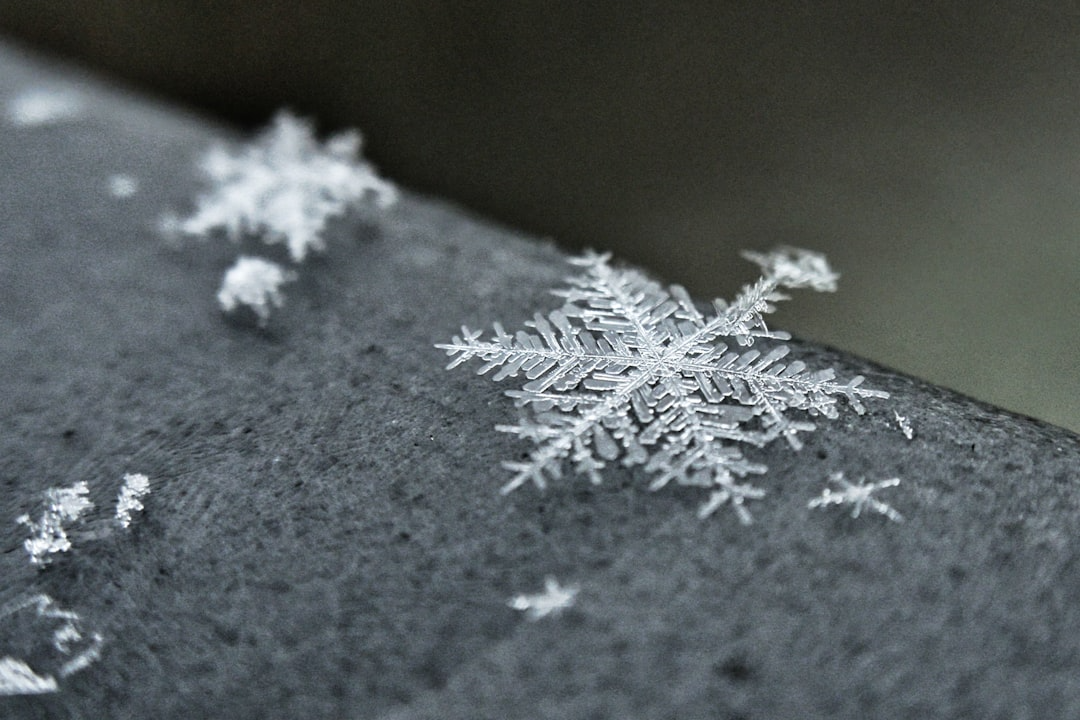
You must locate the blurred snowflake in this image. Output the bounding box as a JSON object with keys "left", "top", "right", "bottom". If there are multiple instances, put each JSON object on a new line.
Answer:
{"left": 176, "top": 110, "right": 396, "bottom": 262}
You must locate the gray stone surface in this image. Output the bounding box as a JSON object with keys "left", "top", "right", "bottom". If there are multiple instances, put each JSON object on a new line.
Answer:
{"left": 1, "top": 42, "right": 1079, "bottom": 720}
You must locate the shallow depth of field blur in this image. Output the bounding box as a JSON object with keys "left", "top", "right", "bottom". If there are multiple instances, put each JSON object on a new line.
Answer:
{"left": 2, "top": 2, "right": 1078, "bottom": 430}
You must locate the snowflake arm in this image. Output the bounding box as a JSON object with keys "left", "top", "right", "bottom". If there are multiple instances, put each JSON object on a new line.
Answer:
{"left": 508, "top": 577, "right": 579, "bottom": 620}
{"left": 808, "top": 472, "right": 904, "bottom": 522}
{"left": 0, "top": 657, "right": 59, "bottom": 696}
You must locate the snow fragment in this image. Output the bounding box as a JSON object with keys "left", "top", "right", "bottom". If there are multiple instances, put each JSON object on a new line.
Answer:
{"left": 508, "top": 576, "right": 578, "bottom": 620}
{"left": 217, "top": 255, "right": 297, "bottom": 325}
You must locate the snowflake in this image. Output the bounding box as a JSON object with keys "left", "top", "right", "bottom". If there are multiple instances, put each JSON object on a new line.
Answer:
{"left": 217, "top": 256, "right": 297, "bottom": 325}
{"left": 114, "top": 473, "right": 151, "bottom": 528}
{"left": 808, "top": 472, "right": 903, "bottom": 522}
{"left": 508, "top": 577, "right": 579, "bottom": 620}
{"left": 16, "top": 482, "right": 94, "bottom": 567}
{"left": 0, "top": 594, "right": 103, "bottom": 696}
{"left": 438, "top": 248, "right": 888, "bottom": 522}
{"left": 176, "top": 110, "right": 397, "bottom": 262}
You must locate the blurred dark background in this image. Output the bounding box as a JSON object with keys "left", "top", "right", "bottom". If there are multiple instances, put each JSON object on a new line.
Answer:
{"left": 1, "top": 2, "right": 1078, "bottom": 430}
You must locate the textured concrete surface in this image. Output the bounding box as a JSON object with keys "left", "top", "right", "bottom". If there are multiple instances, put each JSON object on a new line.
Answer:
{"left": 2, "top": 43, "right": 1080, "bottom": 720}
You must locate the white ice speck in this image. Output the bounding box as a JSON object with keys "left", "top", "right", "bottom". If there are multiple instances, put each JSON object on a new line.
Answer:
{"left": 7, "top": 89, "right": 83, "bottom": 127}
{"left": 508, "top": 576, "right": 579, "bottom": 620}
{"left": 107, "top": 174, "right": 139, "bottom": 198}
{"left": 217, "top": 255, "right": 297, "bottom": 325}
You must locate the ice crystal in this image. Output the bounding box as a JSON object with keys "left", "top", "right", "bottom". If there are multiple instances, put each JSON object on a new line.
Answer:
{"left": 508, "top": 577, "right": 578, "bottom": 620}
{"left": 16, "top": 482, "right": 94, "bottom": 567}
{"left": 894, "top": 410, "right": 915, "bottom": 440}
{"left": 114, "top": 472, "right": 151, "bottom": 528}
{"left": 808, "top": 472, "right": 903, "bottom": 522}
{"left": 177, "top": 110, "right": 397, "bottom": 262}
{"left": 0, "top": 594, "right": 103, "bottom": 696}
{"left": 217, "top": 255, "right": 297, "bottom": 325}
{"left": 438, "top": 248, "right": 888, "bottom": 522}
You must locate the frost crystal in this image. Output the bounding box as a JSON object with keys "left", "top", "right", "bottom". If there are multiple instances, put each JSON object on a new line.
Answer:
{"left": 894, "top": 410, "right": 915, "bottom": 440}
{"left": 115, "top": 473, "right": 151, "bottom": 528}
{"left": 17, "top": 482, "right": 94, "bottom": 567}
{"left": 0, "top": 657, "right": 58, "bottom": 695}
{"left": 508, "top": 577, "right": 578, "bottom": 620}
{"left": 0, "top": 595, "right": 103, "bottom": 696}
{"left": 439, "top": 248, "right": 888, "bottom": 522}
{"left": 177, "top": 110, "right": 397, "bottom": 262}
{"left": 808, "top": 472, "right": 903, "bottom": 522}
{"left": 218, "top": 256, "right": 297, "bottom": 325}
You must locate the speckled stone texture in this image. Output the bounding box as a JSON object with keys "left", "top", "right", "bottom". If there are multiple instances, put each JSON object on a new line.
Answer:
{"left": 2, "top": 42, "right": 1079, "bottom": 720}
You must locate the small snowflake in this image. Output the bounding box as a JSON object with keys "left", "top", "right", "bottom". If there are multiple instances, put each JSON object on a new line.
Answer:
{"left": 114, "top": 473, "right": 151, "bottom": 529}
{"left": 17, "top": 482, "right": 94, "bottom": 567}
{"left": 508, "top": 577, "right": 579, "bottom": 620}
{"left": 808, "top": 472, "right": 903, "bottom": 522}
{"left": 893, "top": 411, "right": 915, "bottom": 440}
{"left": 217, "top": 256, "right": 297, "bottom": 325}
{"left": 177, "top": 110, "right": 396, "bottom": 262}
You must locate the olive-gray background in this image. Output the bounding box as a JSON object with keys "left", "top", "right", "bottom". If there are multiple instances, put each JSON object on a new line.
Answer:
{"left": 1, "top": 2, "right": 1077, "bottom": 430}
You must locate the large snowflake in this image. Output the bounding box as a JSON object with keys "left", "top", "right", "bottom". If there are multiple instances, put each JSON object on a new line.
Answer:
{"left": 438, "top": 248, "right": 888, "bottom": 522}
